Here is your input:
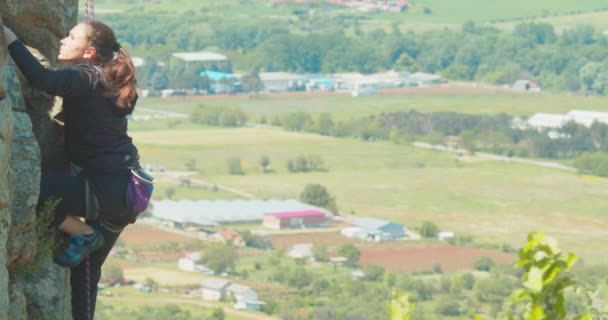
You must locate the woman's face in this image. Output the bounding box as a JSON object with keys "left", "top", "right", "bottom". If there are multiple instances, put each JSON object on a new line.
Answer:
{"left": 58, "top": 23, "right": 95, "bottom": 65}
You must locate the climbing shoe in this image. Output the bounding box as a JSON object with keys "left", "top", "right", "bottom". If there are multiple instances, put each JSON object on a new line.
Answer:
{"left": 54, "top": 227, "right": 105, "bottom": 268}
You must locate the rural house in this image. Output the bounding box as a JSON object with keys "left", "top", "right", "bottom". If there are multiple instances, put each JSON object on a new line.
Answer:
{"left": 287, "top": 243, "right": 315, "bottom": 261}
{"left": 201, "top": 278, "right": 231, "bottom": 301}
{"left": 263, "top": 210, "right": 327, "bottom": 229}
{"left": 212, "top": 229, "right": 246, "bottom": 247}
{"left": 227, "top": 283, "right": 265, "bottom": 311}
{"left": 350, "top": 217, "right": 406, "bottom": 241}
{"left": 178, "top": 252, "right": 201, "bottom": 272}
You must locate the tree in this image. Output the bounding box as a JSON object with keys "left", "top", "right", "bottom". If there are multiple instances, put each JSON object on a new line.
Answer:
{"left": 461, "top": 272, "right": 476, "bottom": 290}
{"left": 362, "top": 264, "right": 385, "bottom": 281}
{"left": 241, "top": 71, "right": 264, "bottom": 93}
{"left": 474, "top": 256, "right": 495, "bottom": 272}
{"left": 201, "top": 244, "right": 238, "bottom": 274}
{"left": 209, "top": 307, "right": 225, "bottom": 320}
{"left": 337, "top": 244, "right": 360, "bottom": 267}
{"left": 419, "top": 221, "right": 439, "bottom": 238}
{"left": 259, "top": 155, "right": 270, "bottom": 173}
{"left": 143, "top": 277, "right": 158, "bottom": 292}
{"left": 299, "top": 183, "right": 338, "bottom": 212}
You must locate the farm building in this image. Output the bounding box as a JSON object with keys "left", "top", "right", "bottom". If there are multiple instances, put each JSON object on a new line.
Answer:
{"left": 201, "top": 278, "right": 230, "bottom": 301}
{"left": 201, "top": 279, "right": 264, "bottom": 311}
{"left": 263, "top": 210, "right": 327, "bottom": 229}
{"left": 150, "top": 199, "right": 330, "bottom": 228}
{"left": 351, "top": 217, "right": 406, "bottom": 241}
{"left": 566, "top": 110, "right": 608, "bottom": 127}
{"left": 524, "top": 110, "right": 608, "bottom": 131}
{"left": 178, "top": 252, "right": 201, "bottom": 272}
{"left": 512, "top": 79, "right": 541, "bottom": 92}
{"left": 259, "top": 72, "right": 308, "bottom": 92}
{"left": 171, "top": 51, "right": 231, "bottom": 75}
{"left": 287, "top": 243, "right": 315, "bottom": 261}
{"left": 227, "top": 283, "right": 265, "bottom": 311}
{"left": 200, "top": 71, "right": 240, "bottom": 94}
{"left": 526, "top": 113, "right": 568, "bottom": 130}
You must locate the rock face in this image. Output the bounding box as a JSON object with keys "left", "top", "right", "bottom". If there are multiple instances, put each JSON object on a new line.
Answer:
{"left": 0, "top": 0, "right": 78, "bottom": 64}
{"left": 0, "top": 1, "right": 78, "bottom": 319}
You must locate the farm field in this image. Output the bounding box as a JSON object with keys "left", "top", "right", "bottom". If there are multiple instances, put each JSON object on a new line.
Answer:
{"left": 269, "top": 232, "right": 516, "bottom": 273}
{"left": 133, "top": 92, "right": 608, "bottom": 125}
{"left": 130, "top": 123, "right": 608, "bottom": 264}
{"left": 88, "top": 0, "right": 608, "bottom": 27}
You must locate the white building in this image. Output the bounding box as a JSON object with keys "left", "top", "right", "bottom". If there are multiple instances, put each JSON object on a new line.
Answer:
{"left": 178, "top": 252, "right": 201, "bottom": 272}
{"left": 171, "top": 52, "right": 228, "bottom": 63}
{"left": 526, "top": 113, "right": 569, "bottom": 130}
{"left": 201, "top": 278, "right": 230, "bottom": 301}
{"left": 151, "top": 199, "right": 329, "bottom": 228}
{"left": 287, "top": 243, "right": 314, "bottom": 261}
{"left": 566, "top": 110, "right": 608, "bottom": 127}
{"left": 438, "top": 231, "right": 455, "bottom": 241}
{"left": 227, "top": 283, "right": 264, "bottom": 311}
{"left": 259, "top": 72, "right": 308, "bottom": 92}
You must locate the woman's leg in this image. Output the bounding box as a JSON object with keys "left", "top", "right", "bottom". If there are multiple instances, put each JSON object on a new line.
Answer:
{"left": 71, "top": 225, "right": 121, "bottom": 320}
{"left": 58, "top": 216, "right": 94, "bottom": 235}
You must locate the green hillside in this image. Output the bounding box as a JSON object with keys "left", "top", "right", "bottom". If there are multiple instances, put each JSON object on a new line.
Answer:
{"left": 86, "top": 0, "right": 608, "bottom": 27}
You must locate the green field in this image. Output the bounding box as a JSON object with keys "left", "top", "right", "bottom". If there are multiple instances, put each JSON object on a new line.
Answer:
{"left": 98, "top": 287, "right": 250, "bottom": 320}
{"left": 88, "top": 0, "right": 608, "bottom": 34}
{"left": 133, "top": 93, "right": 608, "bottom": 125}
{"left": 130, "top": 123, "right": 608, "bottom": 263}
{"left": 89, "top": 0, "right": 608, "bottom": 22}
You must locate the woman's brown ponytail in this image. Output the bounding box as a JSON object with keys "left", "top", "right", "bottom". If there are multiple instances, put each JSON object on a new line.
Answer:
{"left": 84, "top": 21, "right": 137, "bottom": 111}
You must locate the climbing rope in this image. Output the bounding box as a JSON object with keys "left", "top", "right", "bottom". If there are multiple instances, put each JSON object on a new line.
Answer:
{"left": 84, "top": 0, "right": 95, "bottom": 22}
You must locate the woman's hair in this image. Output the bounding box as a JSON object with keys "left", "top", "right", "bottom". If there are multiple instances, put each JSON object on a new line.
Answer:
{"left": 84, "top": 21, "right": 137, "bottom": 110}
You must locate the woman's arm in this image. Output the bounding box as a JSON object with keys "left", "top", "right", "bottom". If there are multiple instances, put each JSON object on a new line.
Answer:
{"left": 3, "top": 26, "right": 17, "bottom": 45}
{"left": 4, "top": 26, "right": 96, "bottom": 97}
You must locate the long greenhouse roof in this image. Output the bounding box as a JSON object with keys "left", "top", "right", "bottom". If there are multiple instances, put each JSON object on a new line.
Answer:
{"left": 151, "top": 199, "right": 329, "bottom": 225}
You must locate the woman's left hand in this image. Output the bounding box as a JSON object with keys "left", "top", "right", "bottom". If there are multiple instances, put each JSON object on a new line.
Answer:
{"left": 3, "top": 25, "right": 18, "bottom": 45}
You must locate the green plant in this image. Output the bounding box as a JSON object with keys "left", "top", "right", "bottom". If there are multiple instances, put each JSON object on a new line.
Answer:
{"left": 504, "top": 231, "right": 592, "bottom": 320}
{"left": 389, "top": 290, "right": 414, "bottom": 320}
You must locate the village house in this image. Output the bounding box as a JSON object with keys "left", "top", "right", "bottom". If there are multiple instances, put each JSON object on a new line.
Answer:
{"left": 212, "top": 229, "right": 246, "bottom": 247}
{"left": 287, "top": 243, "right": 315, "bottom": 261}
{"left": 201, "top": 279, "right": 265, "bottom": 311}
{"left": 201, "top": 278, "right": 231, "bottom": 301}
{"left": 178, "top": 252, "right": 201, "bottom": 272}
{"left": 227, "top": 283, "right": 265, "bottom": 311}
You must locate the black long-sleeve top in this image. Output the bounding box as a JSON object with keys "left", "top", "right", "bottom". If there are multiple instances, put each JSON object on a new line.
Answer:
{"left": 8, "top": 40, "right": 139, "bottom": 173}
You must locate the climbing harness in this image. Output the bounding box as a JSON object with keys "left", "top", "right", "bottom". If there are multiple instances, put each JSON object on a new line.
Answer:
{"left": 84, "top": 0, "right": 95, "bottom": 22}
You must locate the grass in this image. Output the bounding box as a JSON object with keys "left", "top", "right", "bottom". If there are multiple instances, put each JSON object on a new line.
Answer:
{"left": 153, "top": 181, "right": 244, "bottom": 201}
{"left": 130, "top": 124, "right": 608, "bottom": 263}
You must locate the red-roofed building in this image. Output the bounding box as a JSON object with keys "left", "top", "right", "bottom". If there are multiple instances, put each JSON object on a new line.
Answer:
{"left": 263, "top": 210, "right": 327, "bottom": 229}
